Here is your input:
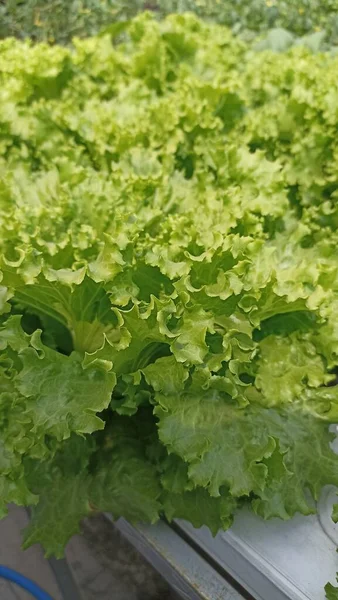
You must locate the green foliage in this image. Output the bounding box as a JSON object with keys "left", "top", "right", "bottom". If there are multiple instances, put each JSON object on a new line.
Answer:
{"left": 1, "top": 17, "right": 338, "bottom": 583}
{"left": 326, "top": 575, "right": 338, "bottom": 600}
{"left": 158, "top": 0, "right": 338, "bottom": 45}
{"left": 0, "top": 0, "right": 142, "bottom": 44}
{"left": 1, "top": 0, "right": 338, "bottom": 45}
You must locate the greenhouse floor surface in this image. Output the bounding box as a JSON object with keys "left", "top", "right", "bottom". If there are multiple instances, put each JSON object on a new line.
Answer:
{"left": 0, "top": 505, "right": 178, "bottom": 600}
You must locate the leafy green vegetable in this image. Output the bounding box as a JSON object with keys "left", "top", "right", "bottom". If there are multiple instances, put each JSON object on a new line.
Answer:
{"left": 333, "top": 504, "right": 338, "bottom": 524}
{"left": 1, "top": 0, "right": 338, "bottom": 47}
{"left": 1, "top": 19, "right": 338, "bottom": 593}
{"left": 326, "top": 575, "right": 338, "bottom": 600}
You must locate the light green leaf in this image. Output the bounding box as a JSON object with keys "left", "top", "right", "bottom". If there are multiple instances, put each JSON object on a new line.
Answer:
{"left": 22, "top": 435, "right": 94, "bottom": 558}
{"left": 255, "top": 334, "right": 329, "bottom": 407}
{"left": 142, "top": 355, "right": 189, "bottom": 395}
{"left": 156, "top": 380, "right": 338, "bottom": 516}
{"left": 18, "top": 332, "right": 116, "bottom": 439}
{"left": 0, "top": 315, "right": 30, "bottom": 353}
{"left": 0, "top": 473, "right": 38, "bottom": 519}
{"left": 163, "top": 487, "right": 236, "bottom": 535}
{"left": 155, "top": 380, "right": 276, "bottom": 498}
{"left": 170, "top": 306, "right": 215, "bottom": 364}
{"left": 23, "top": 472, "right": 91, "bottom": 558}
{"left": 160, "top": 454, "right": 194, "bottom": 494}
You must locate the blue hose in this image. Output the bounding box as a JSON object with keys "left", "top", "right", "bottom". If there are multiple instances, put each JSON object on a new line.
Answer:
{"left": 0, "top": 565, "right": 54, "bottom": 600}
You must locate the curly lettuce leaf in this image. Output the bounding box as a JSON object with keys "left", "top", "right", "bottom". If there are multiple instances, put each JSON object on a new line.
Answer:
{"left": 155, "top": 372, "right": 338, "bottom": 517}
{"left": 255, "top": 333, "right": 330, "bottom": 407}
{"left": 23, "top": 421, "right": 162, "bottom": 556}
{"left": 163, "top": 487, "right": 236, "bottom": 535}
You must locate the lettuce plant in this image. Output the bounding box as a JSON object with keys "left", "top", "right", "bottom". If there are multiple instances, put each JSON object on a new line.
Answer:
{"left": 2, "top": 0, "right": 338, "bottom": 45}
{"left": 0, "top": 17, "right": 338, "bottom": 594}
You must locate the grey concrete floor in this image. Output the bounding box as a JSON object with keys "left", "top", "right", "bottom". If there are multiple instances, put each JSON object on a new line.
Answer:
{"left": 0, "top": 505, "right": 62, "bottom": 599}
{"left": 0, "top": 507, "right": 178, "bottom": 600}
{"left": 67, "top": 515, "right": 178, "bottom": 600}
